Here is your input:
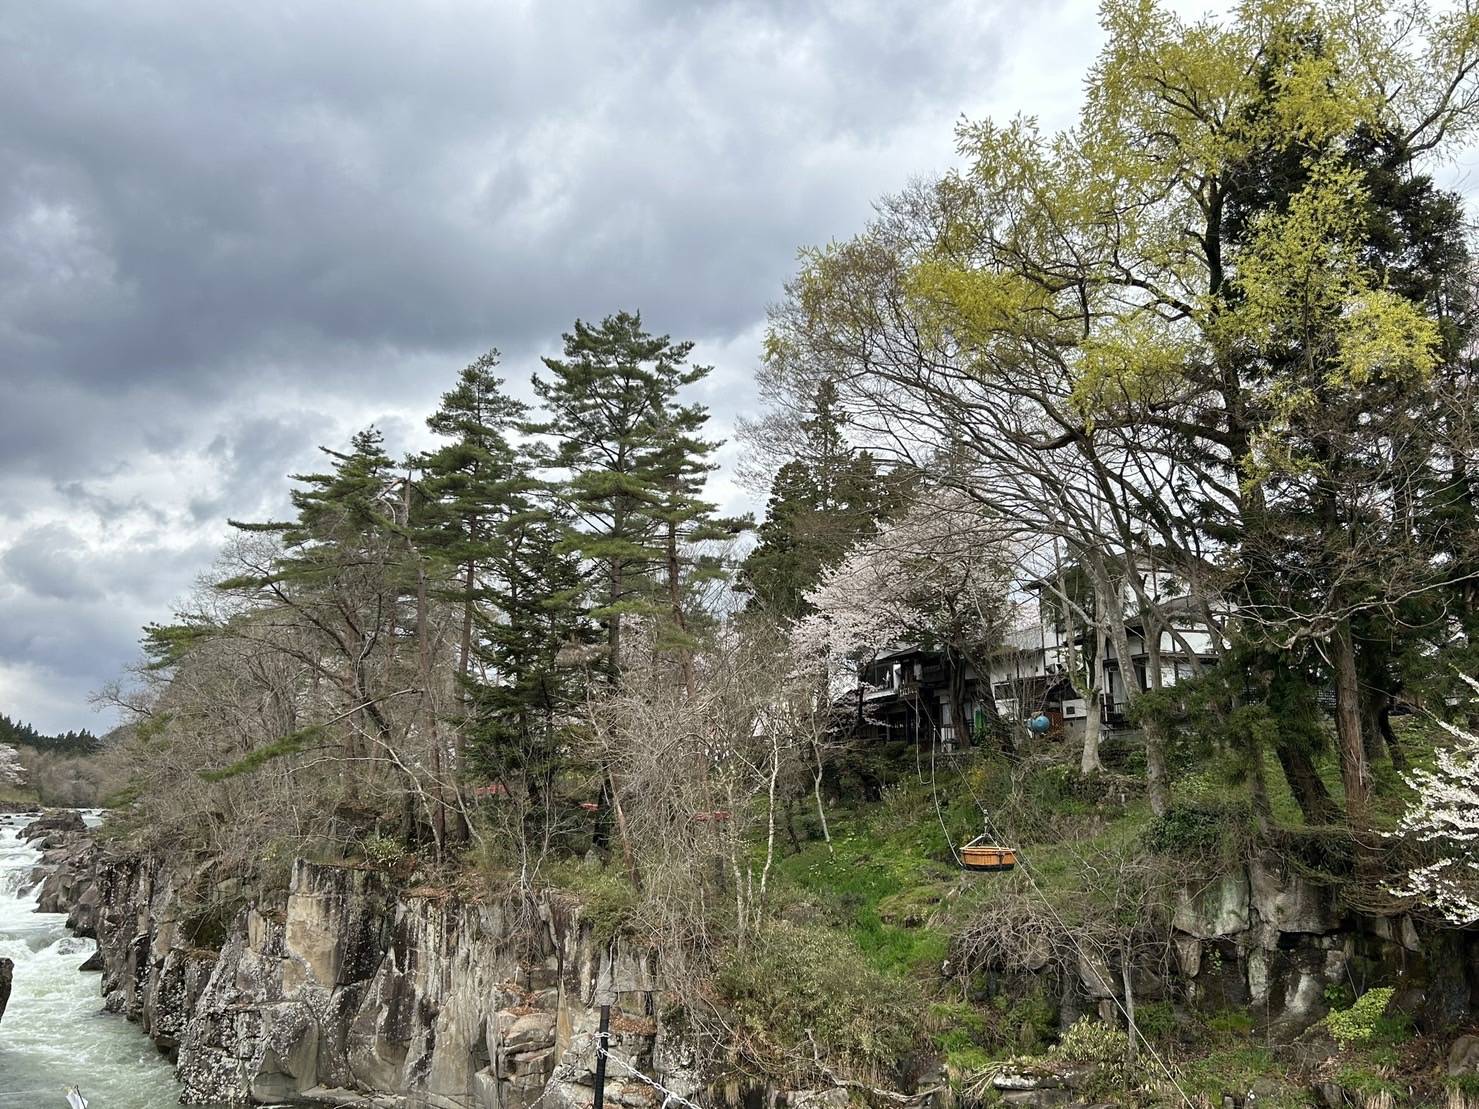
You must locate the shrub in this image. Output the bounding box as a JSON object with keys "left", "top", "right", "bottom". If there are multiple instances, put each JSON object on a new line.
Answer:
{"left": 1052, "top": 1017, "right": 1133, "bottom": 1066}
{"left": 988, "top": 1019, "right": 1165, "bottom": 1104}
{"left": 540, "top": 858, "right": 638, "bottom": 944}
{"left": 717, "top": 920, "right": 924, "bottom": 1080}
{"left": 1324, "top": 987, "right": 1396, "bottom": 1048}
{"left": 1133, "top": 1000, "right": 1177, "bottom": 1042}
{"left": 361, "top": 833, "right": 406, "bottom": 869}
{"left": 1142, "top": 802, "right": 1248, "bottom": 859}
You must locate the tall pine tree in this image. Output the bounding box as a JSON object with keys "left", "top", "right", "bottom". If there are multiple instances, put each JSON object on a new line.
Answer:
{"left": 528, "top": 311, "right": 722, "bottom": 676}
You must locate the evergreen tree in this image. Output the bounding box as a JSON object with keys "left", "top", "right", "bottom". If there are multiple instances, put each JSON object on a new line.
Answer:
{"left": 739, "top": 379, "right": 900, "bottom": 620}
{"left": 465, "top": 479, "right": 594, "bottom": 796}
{"left": 417, "top": 352, "right": 530, "bottom": 685}
{"left": 0, "top": 713, "right": 100, "bottom": 756}
{"left": 529, "top": 310, "right": 719, "bottom": 675}
{"left": 222, "top": 428, "right": 412, "bottom": 761}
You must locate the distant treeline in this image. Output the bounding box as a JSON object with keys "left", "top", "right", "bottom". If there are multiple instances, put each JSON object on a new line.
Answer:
{"left": 0, "top": 713, "right": 100, "bottom": 757}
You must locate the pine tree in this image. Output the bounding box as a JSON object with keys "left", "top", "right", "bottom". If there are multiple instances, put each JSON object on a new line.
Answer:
{"left": 466, "top": 479, "right": 594, "bottom": 796}
{"left": 529, "top": 310, "right": 718, "bottom": 676}
{"left": 222, "top": 428, "right": 411, "bottom": 762}
{"left": 740, "top": 379, "right": 901, "bottom": 619}
{"left": 417, "top": 352, "right": 530, "bottom": 687}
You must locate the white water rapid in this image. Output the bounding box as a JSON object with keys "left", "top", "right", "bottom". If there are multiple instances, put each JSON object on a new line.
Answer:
{"left": 0, "top": 812, "right": 184, "bottom": 1109}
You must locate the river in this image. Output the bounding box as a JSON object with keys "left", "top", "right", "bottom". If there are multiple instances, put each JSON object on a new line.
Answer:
{"left": 0, "top": 811, "right": 185, "bottom": 1109}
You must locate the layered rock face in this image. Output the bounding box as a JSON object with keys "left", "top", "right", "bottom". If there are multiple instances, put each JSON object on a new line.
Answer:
{"left": 47, "top": 848, "right": 698, "bottom": 1109}
{"left": 1164, "top": 857, "right": 1479, "bottom": 1036}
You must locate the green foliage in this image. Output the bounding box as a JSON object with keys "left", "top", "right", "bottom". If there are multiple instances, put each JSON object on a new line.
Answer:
{"left": 1323, "top": 981, "right": 1355, "bottom": 1009}
{"left": 1333, "top": 1062, "right": 1402, "bottom": 1098}
{"left": 1051, "top": 1017, "right": 1132, "bottom": 1066}
{"left": 717, "top": 920, "right": 924, "bottom": 1079}
{"left": 541, "top": 859, "right": 638, "bottom": 945}
{"left": 1323, "top": 986, "right": 1396, "bottom": 1048}
{"left": 769, "top": 777, "right": 970, "bottom": 976}
{"left": 1203, "top": 1009, "right": 1254, "bottom": 1036}
{"left": 1132, "top": 1001, "right": 1177, "bottom": 1042}
{"left": 1142, "top": 801, "right": 1250, "bottom": 861}
{"left": 199, "top": 726, "right": 325, "bottom": 782}
{"left": 931, "top": 1001, "right": 992, "bottom": 1072}
{"left": 994, "top": 1018, "right": 1163, "bottom": 1103}
{"left": 528, "top": 310, "right": 728, "bottom": 673}
{"left": 361, "top": 833, "right": 406, "bottom": 869}
{"left": 738, "top": 378, "right": 905, "bottom": 619}
{"left": 1180, "top": 1045, "right": 1303, "bottom": 1109}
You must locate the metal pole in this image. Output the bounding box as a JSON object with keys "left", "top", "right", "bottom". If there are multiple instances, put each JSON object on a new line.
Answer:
{"left": 593, "top": 1003, "right": 611, "bottom": 1109}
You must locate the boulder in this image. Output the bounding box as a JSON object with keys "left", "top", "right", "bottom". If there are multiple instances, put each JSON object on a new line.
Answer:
{"left": 1173, "top": 873, "right": 1250, "bottom": 939}
{"left": 0, "top": 957, "right": 11, "bottom": 1025}
{"left": 22, "top": 809, "right": 86, "bottom": 840}
{"left": 1249, "top": 859, "right": 1340, "bottom": 934}
{"left": 1449, "top": 1034, "right": 1479, "bottom": 1077}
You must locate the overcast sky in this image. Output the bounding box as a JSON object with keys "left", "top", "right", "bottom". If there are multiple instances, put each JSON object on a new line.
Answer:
{"left": 0, "top": 0, "right": 1204, "bottom": 733}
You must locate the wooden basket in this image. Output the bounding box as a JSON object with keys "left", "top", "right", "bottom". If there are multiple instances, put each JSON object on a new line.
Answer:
{"left": 961, "top": 839, "right": 1017, "bottom": 872}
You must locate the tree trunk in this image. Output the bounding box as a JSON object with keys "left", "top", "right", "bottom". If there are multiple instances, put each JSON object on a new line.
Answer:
{"left": 1143, "top": 616, "right": 1173, "bottom": 814}
{"left": 607, "top": 555, "right": 623, "bottom": 677}
{"left": 1331, "top": 619, "right": 1369, "bottom": 830}
{"left": 1081, "top": 680, "right": 1104, "bottom": 775}
{"left": 811, "top": 739, "right": 833, "bottom": 852}
{"left": 946, "top": 648, "right": 970, "bottom": 750}
{"left": 1274, "top": 739, "right": 1341, "bottom": 825}
{"left": 416, "top": 565, "right": 447, "bottom": 860}
{"left": 1378, "top": 702, "right": 1407, "bottom": 772}
{"left": 1120, "top": 944, "right": 1138, "bottom": 1061}
{"left": 607, "top": 768, "right": 640, "bottom": 890}
{"left": 1107, "top": 601, "right": 1168, "bottom": 815}
{"left": 666, "top": 519, "right": 696, "bottom": 696}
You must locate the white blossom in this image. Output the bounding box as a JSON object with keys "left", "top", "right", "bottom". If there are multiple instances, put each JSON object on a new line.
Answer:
{"left": 1389, "top": 673, "right": 1479, "bottom": 925}
{"left": 792, "top": 488, "right": 1025, "bottom": 697}
{"left": 0, "top": 743, "right": 26, "bottom": 788}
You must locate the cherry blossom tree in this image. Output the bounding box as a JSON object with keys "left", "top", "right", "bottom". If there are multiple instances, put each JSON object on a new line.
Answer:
{"left": 0, "top": 744, "right": 25, "bottom": 789}
{"left": 793, "top": 488, "right": 1024, "bottom": 746}
{"left": 1389, "top": 674, "right": 1479, "bottom": 925}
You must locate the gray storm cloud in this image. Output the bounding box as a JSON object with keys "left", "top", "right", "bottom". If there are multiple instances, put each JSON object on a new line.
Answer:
{"left": 0, "top": 0, "right": 1093, "bottom": 731}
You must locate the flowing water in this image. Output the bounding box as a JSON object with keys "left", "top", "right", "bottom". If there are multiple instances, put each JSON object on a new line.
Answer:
{"left": 0, "top": 811, "right": 185, "bottom": 1109}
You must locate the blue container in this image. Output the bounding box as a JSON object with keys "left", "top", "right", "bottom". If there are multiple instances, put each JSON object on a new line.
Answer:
{"left": 1027, "top": 714, "right": 1051, "bottom": 734}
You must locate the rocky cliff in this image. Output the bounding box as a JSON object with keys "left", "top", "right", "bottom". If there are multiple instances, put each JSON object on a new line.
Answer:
{"left": 38, "top": 841, "right": 709, "bottom": 1109}
{"left": 26, "top": 820, "right": 1479, "bottom": 1109}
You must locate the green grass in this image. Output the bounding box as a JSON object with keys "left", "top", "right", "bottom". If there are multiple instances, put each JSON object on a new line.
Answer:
{"left": 768, "top": 793, "right": 961, "bottom": 976}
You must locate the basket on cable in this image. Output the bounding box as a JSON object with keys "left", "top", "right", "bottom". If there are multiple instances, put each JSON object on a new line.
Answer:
{"left": 960, "top": 834, "right": 1017, "bottom": 872}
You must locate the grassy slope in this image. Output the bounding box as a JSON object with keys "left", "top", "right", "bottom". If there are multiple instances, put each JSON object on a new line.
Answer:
{"left": 752, "top": 720, "right": 1456, "bottom": 1104}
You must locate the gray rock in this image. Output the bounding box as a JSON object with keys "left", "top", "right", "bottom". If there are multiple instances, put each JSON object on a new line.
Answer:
{"left": 1248, "top": 859, "right": 1340, "bottom": 934}
{"left": 1448, "top": 1034, "right": 1479, "bottom": 1076}
{"left": 22, "top": 809, "right": 86, "bottom": 840}
{"left": 1173, "top": 873, "right": 1250, "bottom": 939}
{"left": 0, "top": 957, "right": 11, "bottom": 1025}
